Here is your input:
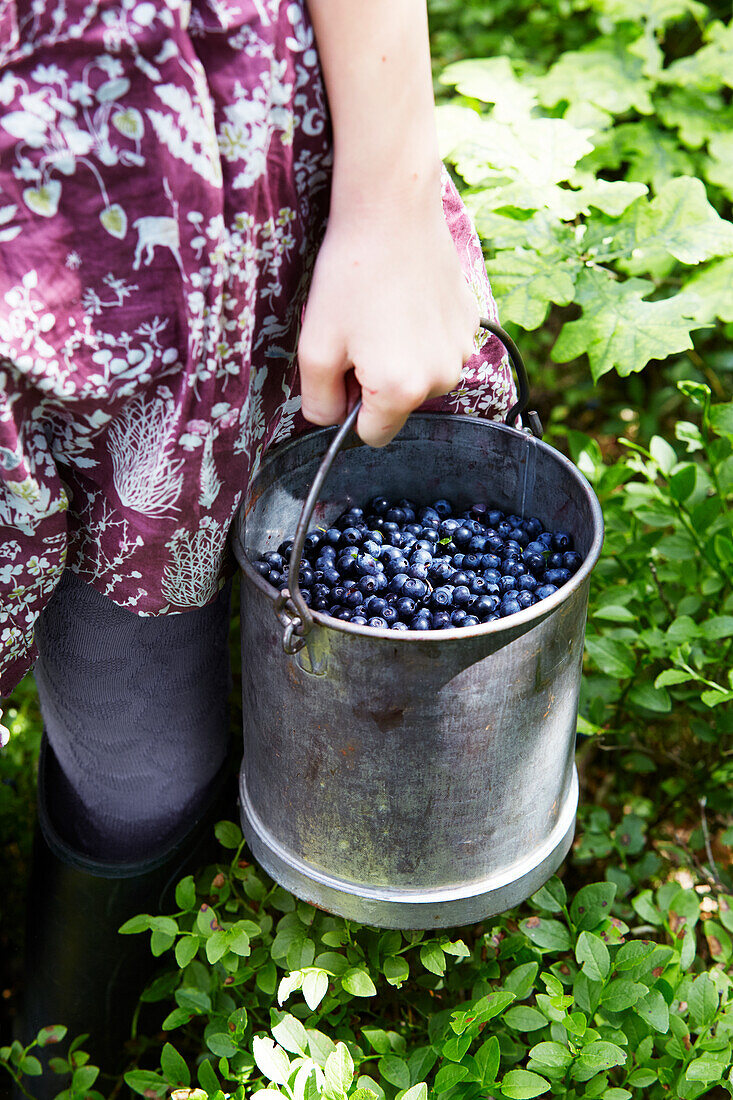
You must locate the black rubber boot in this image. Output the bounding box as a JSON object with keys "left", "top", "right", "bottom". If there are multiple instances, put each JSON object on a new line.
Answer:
{"left": 15, "top": 736, "right": 237, "bottom": 1099}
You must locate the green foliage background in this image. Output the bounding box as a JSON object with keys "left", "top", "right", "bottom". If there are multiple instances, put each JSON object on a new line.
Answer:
{"left": 1, "top": 1, "right": 732, "bottom": 1098}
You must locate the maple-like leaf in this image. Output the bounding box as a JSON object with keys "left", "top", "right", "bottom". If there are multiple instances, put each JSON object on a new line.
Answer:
{"left": 633, "top": 175, "right": 733, "bottom": 266}
{"left": 657, "top": 89, "right": 733, "bottom": 150}
{"left": 663, "top": 19, "right": 733, "bottom": 91}
{"left": 535, "top": 44, "right": 654, "bottom": 115}
{"left": 487, "top": 249, "right": 577, "bottom": 330}
{"left": 551, "top": 268, "right": 700, "bottom": 380}
{"left": 675, "top": 258, "right": 733, "bottom": 324}
{"left": 705, "top": 132, "right": 733, "bottom": 202}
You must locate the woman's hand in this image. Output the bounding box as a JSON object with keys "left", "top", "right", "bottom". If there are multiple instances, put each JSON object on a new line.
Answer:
{"left": 298, "top": 179, "right": 479, "bottom": 447}
{"left": 300, "top": 0, "right": 479, "bottom": 447}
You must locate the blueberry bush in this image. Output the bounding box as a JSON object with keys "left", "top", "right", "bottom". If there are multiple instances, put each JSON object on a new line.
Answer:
{"left": 2, "top": 0, "right": 732, "bottom": 1097}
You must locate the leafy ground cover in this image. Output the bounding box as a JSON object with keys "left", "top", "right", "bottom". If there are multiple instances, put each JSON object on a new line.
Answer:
{"left": 1, "top": 0, "right": 732, "bottom": 1096}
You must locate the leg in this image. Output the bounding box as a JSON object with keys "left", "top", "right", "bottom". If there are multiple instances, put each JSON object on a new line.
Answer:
{"left": 32, "top": 569, "right": 234, "bottom": 860}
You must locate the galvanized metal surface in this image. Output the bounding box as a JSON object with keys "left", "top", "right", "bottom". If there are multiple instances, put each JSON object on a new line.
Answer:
{"left": 232, "top": 413, "right": 604, "bottom": 928}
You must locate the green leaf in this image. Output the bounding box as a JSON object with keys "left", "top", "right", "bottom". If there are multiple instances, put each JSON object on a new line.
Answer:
{"left": 500, "top": 1068, "right": 551, "bottom": 1098}
{"left": 362, "top": 1029, "right": 392, "bottom": 1055}
{"left": 118, "top": 914, "right": 152, "bottom": 935}
{"left": 162, "top": 1007, "right": 193, "bottom": 1031}
{"left": 402, "top": 1085, "right": 428, "bottom": 1100}
{"left": 601, "top": 979, "right": 647, "bottom": 1012}
{"left": 19, "top": 1055, "right": 43, "bottom": 1077}
{"left": 687, "top": 973, "right": 719, "bottom": 1029}
{"left": 487, "top": 249, "right": 576, "bottom": 330}
{"left": 175, "top": 936, "right": 200, "bottom": 969}
{"left": 383, "top": 956, "right": 409, "bottom": 987}
{"left": 520, "top": 917, "right": 572, "bottom": 951}
{"left": 379, "top": 1056, "right": 411, "bottom": 1091}
{"left": 700, "top": 615, "right": 733, "bottom": 640}
{"left": 342, "top": 968, "right": 377, "bottom": 997}
{"left": 175, "top": 875, "right": 196, "bottom": 910}
{"left": 531, "top": 878, "right": 567, "bottom": 913}
{"left": 709, "top": 402, "right": 733, "bottom": 436}
{"left": 528, "top": 1042, "right": 573, "bottom": 1070}
{"left": 419, "top": 942, "right": 446, "bottom": 975}
{"left": 650, "top": 435, "right": 678, "bottom": 474}
{"left": 272, "top": 1014, "right": 308, "bottom": 1057}
{"left": 36, "top": 1026, "right": 67, "bottom": 1048}
{"left": 686, "top": 1052, "right": 727, "bottom": 1082}
{"left": 124, "top": 1070, "right": 169, "bottom": 1096}
{"left": 628, "top": 681, "right": 672, "bottom": 713}
{"left": 634, "top": 176, "right": 733, "bottom": 265}
{"left": 536, "top": 44, "right": 653, "bottom": 115}
{"left": 572, "top": 1041, "right": 626, "bottom": 1076}
{"left": 576, "top": 932, "right": 611, "bottom": 982}
{"left": 303, "top": 969, "right": 329, "bottom": 1010}
{"left": 475, "top": 1036, "right": 501, "bottom": 1086}
{"left": 160, "top": 1043, "right": 190, "bottom": 1087}
{"left": 434, "top": 1063, "right": 469, "bottom": 1093}
{"left": 655, "top": 669, "right": 694, "bottom": 688}
{"left": 253, "top": 1037, "right": 291, "bottom": 1086}
{"left": 215, "top": 821, "right": 242, "bottom": 849}
{"left": 206, "top": 929, "right": 230, "bottom": 964}
{"left": 570, "top": 883, "right": 617, "bottom": 931}
{"left": 198, "top": 1058, "right": 220, "bottom": 1095}
{"left": 324, "top": 1044, "right": 354, "bottom": 1099}
{"left": 552, "top": 268, "right": 697, "bottom": 382}
{"left": 584, "top": 636, "right": 635, "bottom": 679}
{"left": 633, "top": 989, "right": 670, "bottom": 1033}
{"left": 442, "top": 1033, "right": 472, "bottom": 1061}
{"left": 504, "top": 1006, "right": 548, "bottom": 1031}
{"left": 614, "top": 940, "right": 655, "bottom": 970}
{"left": 593, "top": 605, "right": 636, "bottom": 622}
{"left": 505, "top": 962, "right": 539, "bottom": 999}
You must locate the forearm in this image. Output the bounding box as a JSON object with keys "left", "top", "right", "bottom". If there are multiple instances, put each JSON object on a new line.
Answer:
{"left": 305, "top": 0, "right": 442, "bottom": 214}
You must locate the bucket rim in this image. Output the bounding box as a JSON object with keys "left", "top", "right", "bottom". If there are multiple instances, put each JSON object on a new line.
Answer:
{"left": 233, "top": 413, "right": 604, "bottom": 644}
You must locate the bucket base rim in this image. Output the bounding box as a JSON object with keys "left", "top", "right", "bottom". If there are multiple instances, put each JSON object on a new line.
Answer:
{"left": 239, "top": 768, "right": 578, "bottom": 929}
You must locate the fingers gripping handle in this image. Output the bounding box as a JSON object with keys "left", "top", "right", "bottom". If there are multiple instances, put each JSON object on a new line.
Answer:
{"left": 275, "top": 319, "right": 537, "bottom": 654}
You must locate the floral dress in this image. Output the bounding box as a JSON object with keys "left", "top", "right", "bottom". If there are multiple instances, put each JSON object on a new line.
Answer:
{"left": 0, "top": 0, "right": 514, "bottom": 698}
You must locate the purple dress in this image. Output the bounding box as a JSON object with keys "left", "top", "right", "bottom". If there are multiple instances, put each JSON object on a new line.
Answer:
{"left": 0, "top": 0, "right": 514, "bottom": 697}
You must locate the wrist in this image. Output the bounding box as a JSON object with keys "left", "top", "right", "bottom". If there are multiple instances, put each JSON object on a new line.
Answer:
{"left": 329, "top": 152, "right": 443, "bottom": 224}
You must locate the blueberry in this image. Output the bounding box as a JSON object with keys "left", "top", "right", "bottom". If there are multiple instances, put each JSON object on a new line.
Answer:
{"left": 499, "top": 575, "right": 517, "bottom": 594}
{"left": 263, "top": 551, "right": 286, "bottom": 571}
{"left": 319, "top": 566, "right": 339, "bottom": 588}
{"left": 368, "top": 528, "right": 384, "bottom": 545}
{"left": 538, "top": 531, "right": 553, "bottom": 548}
{"left": 351, "top": 614, "right": 369, "bottom": 625}
{"left": 270, "top": 570, "right": 284, "bottom": 588}
{"left": 253, "top": 560, "right": 271, "bottom": 579}
{"left": 524, "top": 517, "right": 543, "bottom": 538}
{"left": 364, "top": 595, "right": 387, "bottom": 617}
{"left": 298, "top": 565, "right": 314, "bottom": 588}
{"left": 381, "top": 545, "right": 405, "bottom": 563}
{"left": 419, "top": 507, "right": 440, "bottom": 527}
{"left": 474, "top": 594, "right": 500, "bottom": 619}
{"left": 502, "top": 546, "right": 521, "bottom": 561}
{"left": 499, "top": 597, "right": 521, "bottom": 618}
{"left": 405, "top": 523, "right": 423, "bottom": 538}
{"left": 304, "top": 531, "right": 323, "bottom": 556}
{"left": 482, "top": 568, "right": 501, "bottom": 585}
{"left": 369, "top": 496, "right": 390, "bottom": 515}
{"left": 389, "top": 572, "right": 410, "bottom": 594}
{"left": 487, "top": 509, "right": 504, "bottom": 526}
{"left": 517, "top": 574, "right": 537, "bottom": 592}
{"left": 381, "top": 606, "right": 399, "bottom": 625}
{"left": 312, "top": 597, "right": 330, "bottom": 611}
{"left": 517, "top": 591, "right": 536, "bottom": 609}
{"left": 409, "top": 614, "right": 432, "bottom": 630}
{"left": 408, "top": 563, "right": 430, "bottom": 581}
{"left": 324, "top": 527, "right": 341, "bottom": 546}
{"left": 543, "top": 568, "right": 570, "bottom": 587}
{"left": 299, "top": 589, "right": 312, "bottom": 606}
{"left": 484, "top": 582, "right": 501, "bottom": 598}
{"left": 361, "top": 539, "right": 382, "bottom": 559}
{"left": 469, "top": 576, "right": 488, "bottom": 596}
{"left": 452, "top": 525, "right": 472, "bottom": 549}
{"left": 502, "top": 560, "right": 527, "bottom": 579}
{"left": 384, "top": 507, "right": 405, "bottom": 526}
{"left": 452, "top": 585, "right": 471, "bottom": 608}
{"left": 336, "top": 553, "right": 357, "bottom": 577}
{"left": 368, "top": 616, "right": 387, "bottom": 629}
{"left": 429, "top": 559, "right": 454, "bottom": 583}
{"left": 451, "top": 608, "right": 468, "bottom": 626}
{"left": 432, "top": 611, "right": 452, "bottom": 629}
{"left": 523, "top": 552, "right": 546, "bottom": 575}
{"left": 470, "top": 502, "right": 488, "bottom": 521}
{"left": 535, "top": 583, "right": 559, "bottom": 600}
{"left": 463, "top": 552, "right": 483, "bottom": 572}
{"left": 403, "top": 578, "right": 428, "bottom": 601}
{"left": 317, "top": 545, "right": 337, "bottom": 564}
{"left": 334, "top": 607, "right": 353, "bottom": 621}
{"left": 429, "top": 587, "right": 453, "bottom": 610}
{"left": 524, "top": 540, "right": 546, "bottom": 559}
{"left": 339, "top": 526, "right": 363, "bottom": 548}
{"left": 355, "top": 552, "right": 380, "bottom": 577}
{"left": 452, "top": 553, "right": 466, "bottom": 569}
{"left": 450, "top": 570, "right": 470, "bottom": 587}
{"left": 345, "top": 589, "right": 364, "bottom": 610}
{"left": 421, "top": 528, "right": 440, "bottom": 544}
{"left": 509, "top": 527, "right": 530, "bottom": 547}
{"left": 382, "top": 521, "right": 400, "bottom": 539}
{"left": 358, "top": 575, "right": 378, "bottom": 596}
{"left": 463, "top": 614, "right": 480, "bottom": 627}
{"left": 411, "top": 548, "right": 433, "bottom": 567}
{"left": 433, "top": 499, "right": 453, "bottom": 518}
{"left": 552, "top": 531, "right": 572, "bottom": 551}
{"left": 391, "top": 620, "right": 409, "bottom": 630}
{"left": 395, "top": 596, "right": 416, "bottom": 620}
{"left": 385, "top": 557, "right": 409, "bottom": 579}
{"left": 563, "top": 550, "right": 583, "bottom": 573}
{"left": 486, "top": 534, "right": 504, "bottom": 554}
{"left": 439, "top": 518, "right": 461, "bottom": 537}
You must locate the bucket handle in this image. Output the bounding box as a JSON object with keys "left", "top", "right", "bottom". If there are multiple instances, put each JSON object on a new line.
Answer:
{"left": 274, "top": 319, "right": 540, "bottom": 654}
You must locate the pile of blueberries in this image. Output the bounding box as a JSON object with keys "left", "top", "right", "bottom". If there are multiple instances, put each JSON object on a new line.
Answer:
{"left": 253, "top": 496, "right": 583, "bottom": 631}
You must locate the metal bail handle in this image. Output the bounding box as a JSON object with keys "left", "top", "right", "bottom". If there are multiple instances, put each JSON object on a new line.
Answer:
{"left": 277, "top": 319, "right": 538, "bottom": 654}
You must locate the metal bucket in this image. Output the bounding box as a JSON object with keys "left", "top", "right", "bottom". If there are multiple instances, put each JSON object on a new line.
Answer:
{"left": 231, "top": 323, "right": 603, "bottom": 928}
